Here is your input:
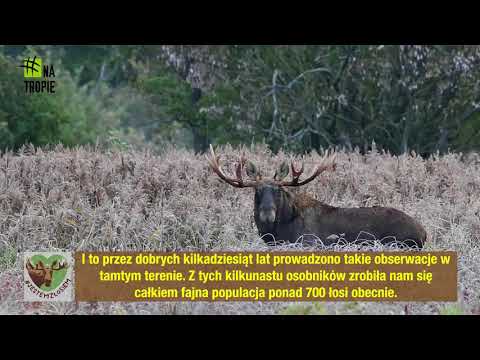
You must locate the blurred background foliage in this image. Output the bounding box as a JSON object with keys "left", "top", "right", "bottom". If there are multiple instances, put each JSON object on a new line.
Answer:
{"left": 1, "top": 45, "right": 480, "bottom": 155}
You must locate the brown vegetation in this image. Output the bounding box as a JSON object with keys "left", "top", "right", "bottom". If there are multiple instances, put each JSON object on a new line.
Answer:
{"left": 0, "top": 144, "right": 479, "bottom": 314}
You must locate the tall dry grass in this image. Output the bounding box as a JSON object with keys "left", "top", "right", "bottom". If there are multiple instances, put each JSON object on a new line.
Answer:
{"left": 0, "top": 143, "right": 479, "bottom": 314}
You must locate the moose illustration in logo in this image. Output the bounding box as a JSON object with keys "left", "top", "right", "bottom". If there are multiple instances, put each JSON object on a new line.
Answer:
{"left": 26, "top": 258, "right": 68, "bottom": 288}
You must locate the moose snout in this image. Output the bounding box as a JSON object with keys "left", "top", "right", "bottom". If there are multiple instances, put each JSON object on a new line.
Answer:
{"left": 44, "top": 272, "right": 53, "bottom": 287}
{"left": 259, "top": 206, "right": 276, "bottom": 223}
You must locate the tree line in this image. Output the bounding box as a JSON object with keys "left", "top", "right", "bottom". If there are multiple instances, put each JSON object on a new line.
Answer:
{"left": 1, "top": 45, "right": 480, "bottom": 156}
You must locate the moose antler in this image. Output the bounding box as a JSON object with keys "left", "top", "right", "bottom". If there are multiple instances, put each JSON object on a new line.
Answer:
{"left": 278, "top": 150, "right": 337, "bottom": 187}
{"left": 205, "top": 145, "right": 259, "bottom": 188}
{"left": 51, "top": 260, "right": 68, "bottom": 271}
{"left": 26, "top": 258, "right": 35, "bottom": 270}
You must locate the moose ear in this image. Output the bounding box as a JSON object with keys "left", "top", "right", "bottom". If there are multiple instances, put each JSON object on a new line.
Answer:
{"left": 245, "top": 161, "right": 260, "bottom": 180}
{"left": 37, "top": 261, "right": 44, "bottom": 269}
{"left": 275, "top": 161, "right": 290, "bottom": 181}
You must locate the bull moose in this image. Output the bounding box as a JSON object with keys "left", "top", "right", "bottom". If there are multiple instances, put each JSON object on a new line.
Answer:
{"left": 206, "top": 145, "right": 427, "bottom": 249}
{"left": 26, "top": 259, "right": 67, "bottom": 288}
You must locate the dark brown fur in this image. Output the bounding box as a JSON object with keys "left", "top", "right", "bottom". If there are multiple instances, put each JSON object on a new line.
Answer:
{"left": 254, "top": 185, "right": 427, "bottom": 248}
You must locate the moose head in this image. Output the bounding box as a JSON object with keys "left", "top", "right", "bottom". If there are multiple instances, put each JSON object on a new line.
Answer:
{"left": 26, "top": 259, "right": 68, "bottom": 288}
{"left": 205, "top": 145, "right": 336, "bottom": 235}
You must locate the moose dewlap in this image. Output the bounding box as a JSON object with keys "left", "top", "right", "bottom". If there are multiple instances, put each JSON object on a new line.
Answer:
{"left": 206, "top": 145, "right": 427, "bottom": 249}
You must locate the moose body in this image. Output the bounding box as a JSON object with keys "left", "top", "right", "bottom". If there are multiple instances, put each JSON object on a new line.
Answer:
{"left": 206, "top": 145, "right": 427, "bottom": 249}
{"left": 254, "top": 188, "right": 426, "bottom": 248}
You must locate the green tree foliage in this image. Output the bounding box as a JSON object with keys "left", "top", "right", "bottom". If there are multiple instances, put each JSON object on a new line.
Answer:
{"left": 202, "top": 45, "right": 480, "bottom": 155}
{"left": 2, "top": 45, "right": 480, "bottom": 155}
{"left": 0, "top": 49, "right": 123, "bottom": 150}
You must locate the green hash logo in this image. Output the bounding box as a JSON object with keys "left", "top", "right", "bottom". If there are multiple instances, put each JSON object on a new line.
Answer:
{"left": 20, "top": 56, "right": 43, "bottom": 78}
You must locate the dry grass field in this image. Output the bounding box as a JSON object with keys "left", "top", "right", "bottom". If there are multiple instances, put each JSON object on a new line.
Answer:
{"left": 0, "top": 144, "right": 479, "bottom": 315}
